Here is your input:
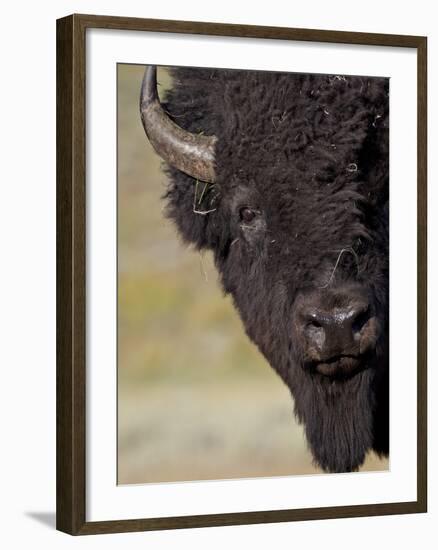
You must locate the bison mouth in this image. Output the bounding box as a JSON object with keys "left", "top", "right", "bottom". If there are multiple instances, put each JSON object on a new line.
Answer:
{"left": 311, "top": 354, "right": 366, "bottom": 378}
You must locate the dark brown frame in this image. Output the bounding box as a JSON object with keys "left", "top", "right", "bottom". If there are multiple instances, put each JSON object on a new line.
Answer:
{"left": 56, "top": 13, "right": 427, "bottom": 535}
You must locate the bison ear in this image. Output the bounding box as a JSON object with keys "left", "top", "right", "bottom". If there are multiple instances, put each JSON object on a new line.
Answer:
{"left": 163, "top": 167, "right": 220, "bottom": 250}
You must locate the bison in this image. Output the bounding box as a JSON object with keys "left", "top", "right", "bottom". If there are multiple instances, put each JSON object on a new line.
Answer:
{"left": 140, "top": 65, "right": 389, "bottom": 473}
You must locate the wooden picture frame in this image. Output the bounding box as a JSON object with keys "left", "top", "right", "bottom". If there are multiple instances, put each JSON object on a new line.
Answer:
{"left": 56, "top": 13, "right": 427, "bottom": 535}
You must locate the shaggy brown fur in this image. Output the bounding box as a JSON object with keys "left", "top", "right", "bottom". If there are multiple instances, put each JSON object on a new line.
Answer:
{"left": 159, "top": 67, "right": 389, "bottom": 473}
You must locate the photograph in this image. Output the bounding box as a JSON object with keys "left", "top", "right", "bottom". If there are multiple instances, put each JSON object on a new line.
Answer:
{"left": 117, "top": 63, "right": 390, "bottom": 484}
{"left": 56, "top": 13, "right": 427, "bottom": 535}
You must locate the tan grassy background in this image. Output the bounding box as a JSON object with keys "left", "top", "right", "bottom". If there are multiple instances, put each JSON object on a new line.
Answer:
{"left": 117, "top": 64, "right": 388, "bottom": 484}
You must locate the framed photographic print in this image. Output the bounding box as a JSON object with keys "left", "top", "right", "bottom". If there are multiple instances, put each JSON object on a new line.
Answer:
{"left": 56, "top": 14, "right": 427, "bottom": 535}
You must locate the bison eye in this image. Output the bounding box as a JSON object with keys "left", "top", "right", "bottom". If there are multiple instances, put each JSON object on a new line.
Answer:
{"left": 239, "top": 207, "right": 257, "bottom": 223}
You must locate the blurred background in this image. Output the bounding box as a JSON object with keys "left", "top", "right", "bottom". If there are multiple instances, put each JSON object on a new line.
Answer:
{"left": 117, "top": 64, "right": 388, "bottom": 484}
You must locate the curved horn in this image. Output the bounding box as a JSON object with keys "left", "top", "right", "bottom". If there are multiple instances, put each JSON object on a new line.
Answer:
{"left": 140, "top": 66, "right": 216, "bottom": 183}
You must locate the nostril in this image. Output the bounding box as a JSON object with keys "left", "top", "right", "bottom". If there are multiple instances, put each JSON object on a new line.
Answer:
{"left": 352, "top": 307, "right": 371, "bottom": 334}
{"left": 304, "top": 319, "right": 325, "bottom": 350}
{"left": 302, "top": 310, "right": 327, "bottom": 329}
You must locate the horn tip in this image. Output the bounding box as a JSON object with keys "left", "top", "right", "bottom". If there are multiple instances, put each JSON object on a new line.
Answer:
{"left": 140, "top": 65, "right": 158, "bottom": 109}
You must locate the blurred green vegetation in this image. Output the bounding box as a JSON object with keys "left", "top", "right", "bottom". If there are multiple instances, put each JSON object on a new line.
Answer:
{"left": 117, "top": 64, "right": 388, "bottom": 484}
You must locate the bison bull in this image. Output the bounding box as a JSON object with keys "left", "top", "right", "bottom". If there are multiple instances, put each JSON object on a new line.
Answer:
{"left": 140, "top": 65, "right": 389, "bottom": 473}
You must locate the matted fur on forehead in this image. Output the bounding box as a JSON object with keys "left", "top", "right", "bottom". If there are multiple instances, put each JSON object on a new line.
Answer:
{"left": 163, "top": 67, "right": 388, "bottom": 253}
{"left": 165, "top": 67, "right": 388, "bottom": 188}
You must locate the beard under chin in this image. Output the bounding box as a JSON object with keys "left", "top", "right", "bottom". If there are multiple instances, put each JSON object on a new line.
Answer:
{"left": 290, "top": 366, "right": 377, "bottom": 473}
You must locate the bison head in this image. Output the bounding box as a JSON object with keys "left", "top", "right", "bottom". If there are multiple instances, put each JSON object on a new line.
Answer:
{"left": 140, "top": 66, "right": 389, "bottom": 473}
